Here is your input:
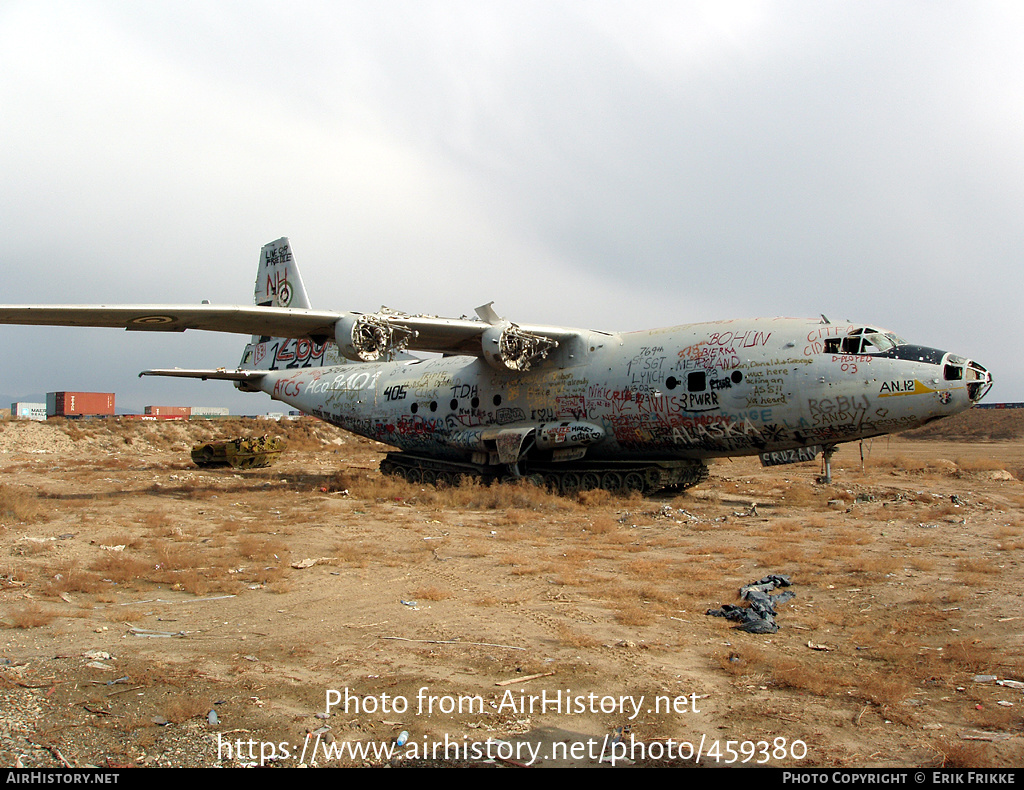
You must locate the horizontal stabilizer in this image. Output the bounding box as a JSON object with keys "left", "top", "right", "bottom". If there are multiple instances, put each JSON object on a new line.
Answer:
{"left": 139, "top": 368, "right": 267, "bottom": 383}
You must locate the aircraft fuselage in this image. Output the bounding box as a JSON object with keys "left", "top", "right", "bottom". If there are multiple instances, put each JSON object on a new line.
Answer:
{"left": 255, "top": 317, "right": 983, "bottom": 466}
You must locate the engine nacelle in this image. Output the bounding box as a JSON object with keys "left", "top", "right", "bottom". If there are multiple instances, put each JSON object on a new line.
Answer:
{"left": 335, "top": 313, "right": 411, "bottom": 362}
{"left": 481, "top": 323, "right": 558, "bottom": 372}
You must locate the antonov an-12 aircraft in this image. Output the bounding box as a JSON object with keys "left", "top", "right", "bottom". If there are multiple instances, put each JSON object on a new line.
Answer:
{"left": 0, "top": 238, "right": 992, "bottom": 493}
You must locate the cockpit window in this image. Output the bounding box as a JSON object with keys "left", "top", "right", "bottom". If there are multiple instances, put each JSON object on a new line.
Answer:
{"left": 831, "top": 327, "right": 905, "bottom": 355}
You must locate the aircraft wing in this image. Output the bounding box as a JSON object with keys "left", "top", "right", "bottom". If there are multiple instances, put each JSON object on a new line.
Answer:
{"left": 0, "top": 304, "right": 343, "bottom": 339}
{"left": 0, "top": 302, "right": 589, "bottom": 370}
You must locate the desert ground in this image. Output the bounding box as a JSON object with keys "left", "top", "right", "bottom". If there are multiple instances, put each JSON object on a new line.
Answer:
{"left": 2, "top": 410, "right": 1023, "bottom": 769}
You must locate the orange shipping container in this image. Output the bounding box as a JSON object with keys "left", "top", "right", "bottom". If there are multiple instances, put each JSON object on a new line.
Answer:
{"left": 144, "top": 406, "right": 192, "bottom": 417}
{"left": 47, "top": 392, "right": 115, "bottom": 417}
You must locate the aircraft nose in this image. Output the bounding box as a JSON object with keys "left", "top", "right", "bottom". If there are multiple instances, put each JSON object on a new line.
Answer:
{"left": 965, "top": 359, "right": 992, "bottom": 403}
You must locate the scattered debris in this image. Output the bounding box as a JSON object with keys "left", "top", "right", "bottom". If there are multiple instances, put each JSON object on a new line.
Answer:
{"left": 129, "top": 627, "right": 187, "bottom": 638}
{"left": 958, "top": 730, "right": 1013, "bottom": 742}
{"left": 495, "top": 672, "right": 555, "bottom": 686}
{"left": 706, "top": 574, "right": 794, "bottom": 633}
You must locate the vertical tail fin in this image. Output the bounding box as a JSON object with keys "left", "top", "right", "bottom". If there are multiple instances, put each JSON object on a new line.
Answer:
{"left": 254, "top": 237, "right": 311, "bottom": 309}
{"left": 238, "top": 238, "right": 343, "bottom": 371}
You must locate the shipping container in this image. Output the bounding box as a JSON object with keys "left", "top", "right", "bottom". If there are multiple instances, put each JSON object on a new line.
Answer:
{"left": 145, "top": 406, "right": 192, "bottom": 417}
{"left": 46, "top": 392, "right": 115, "bottom": 417}
{"left": 11, "top": 402, "right": 47, "bottom": 421}
{"left": 189, "top": 406, "right": 230, "bottom": 417}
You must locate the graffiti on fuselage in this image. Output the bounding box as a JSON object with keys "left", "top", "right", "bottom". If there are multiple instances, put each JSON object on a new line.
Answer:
{"left": 265, "top": 318, "right": 959, "bottom": 461}
{"left": 739, "top": 358, "right": 807, "bottom": 408}
{"left": 803, "top": 324, "right": 846, "bottom": 357}
{"left": 627, "top": 346, "right": 666, "bottom": 386}
{"left": 808, "top": 394, "right": 870, "bottom": 428}
{"left": 254, "top": 338, "right": 336, "bottom": 369}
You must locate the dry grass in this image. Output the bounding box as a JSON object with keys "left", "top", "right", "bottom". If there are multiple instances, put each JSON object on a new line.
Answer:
{"left": 106, "top": 606, "right": 146, "bottom": 623}
{"left": 955, "top": 457, "right": 1009, "bottom": 472}
{"left": 139, "top": 509, "right": 175, "bottom": 532}
{"left": 89, "top": 553, "right": 154, "bottom": 586}
{"left": 411, "top": 585, "right": 453, "bottom": 601}
{"left": 43, "top": 561, "right": 103, "bottom": 595}
{"left": 4, "top": 603, "right": 58, "bottom": 629}
{"left": 237, "top": 536, "right": 289, "bottom": 563}
{"left": 956, "top": 557, "right": 999, "bottom": 575}
{"left": 859, "top": 674, "right": 912, "bottom": 708}
{"left": 328, "top": 470, "right": 593, "bottom": 514}
{"left": 161, "top": 694, "right": 212, "bottom": 724}
{"left": 586, "top": 515, "right": 622, "bottom": 534}
{"left": 846, "top": 555, "right": 902, "bottom": 576}
{"left": 779, "top": 484, "right": 826, "bottom": 507}
{"left": 613, "top": 604, "right": 654, "bottom": 626}
{"left": 556, "top": 623, "right": 602, "bottom": 648}
{"left": 0, "top": 485, "right": 45, "bottom": 523}
{"left": 934, "top": 742, "right": 994, "bottom": 769}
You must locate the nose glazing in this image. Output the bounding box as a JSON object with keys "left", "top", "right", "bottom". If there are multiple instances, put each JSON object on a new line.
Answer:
{"left": 965, "top": 360, "right": 992, "bottom": 403}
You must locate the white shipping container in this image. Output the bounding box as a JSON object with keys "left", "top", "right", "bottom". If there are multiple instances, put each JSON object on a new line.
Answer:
{"left": 190, "top": 406, "right": 230, "bottom": 416}
{"left": 11, "top": 402, "right": 46, "bottom": 421}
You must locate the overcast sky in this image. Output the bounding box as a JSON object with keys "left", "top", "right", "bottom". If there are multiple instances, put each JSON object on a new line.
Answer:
{"left": 1, "top": 1, "right": 1021, "bottom": 414}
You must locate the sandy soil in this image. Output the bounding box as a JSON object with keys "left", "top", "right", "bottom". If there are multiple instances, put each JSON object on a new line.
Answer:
{"left": 1, "top": 414, "right": 1023, "bottom": 769}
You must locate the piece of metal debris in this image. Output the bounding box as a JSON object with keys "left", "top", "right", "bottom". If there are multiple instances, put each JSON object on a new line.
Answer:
{"left": 129, "top": 627, "right": 186, "bottom": 638}
{"left": 958, "top": 730, "right": 1012, "bottom": 742}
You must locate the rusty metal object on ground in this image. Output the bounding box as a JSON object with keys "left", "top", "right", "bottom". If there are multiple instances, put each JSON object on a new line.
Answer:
{"left": 191, "top": 436, "right": 286, "bottom": 469}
